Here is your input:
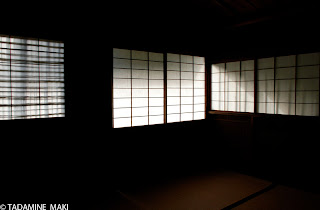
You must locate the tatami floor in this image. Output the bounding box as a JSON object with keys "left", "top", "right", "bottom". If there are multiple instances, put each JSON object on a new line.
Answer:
{"left": 107, "top": 171, "right": 320, "bottom": 210}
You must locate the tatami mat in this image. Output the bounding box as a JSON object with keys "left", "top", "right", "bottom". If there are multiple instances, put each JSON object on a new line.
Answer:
{"left": 234, "top": 185, "right": 320, "bottom": 210}
{"left": 117, "top": 171, "right": 271, "bottom": 210}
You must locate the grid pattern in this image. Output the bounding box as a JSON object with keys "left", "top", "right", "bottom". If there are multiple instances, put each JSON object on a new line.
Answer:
{"left": 113, "top": 48, "right": 164, "bottom": 128}
{"left": 296, "top": 53, "right": 319, "bottom": 116}
{"left": 0, "top": 35, "right": 64, "bottom": 120}
{"left": 275, "top": 55, "right": 296, "bottom": 115}
{"left": 212, "top": 52, "right": 319, "bottom": 116}
{"left": 167, "top": 53, "right": 205, "bottom": 123}
{"left": 257, "top": 57, "right": 275, "bottom": 114}
{"left": 257, "top": 53, "right": 320, "bottom": 116}
{"left": 211, "top": 60, "right": 254, "bottom": 113}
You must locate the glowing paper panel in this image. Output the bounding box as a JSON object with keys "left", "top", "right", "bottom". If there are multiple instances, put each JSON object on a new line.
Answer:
{"left": 113, "top": 48, "right": 164, "bottom": 128}
{"left": 167, "top": 53, "right": 205, "bottom": 123}
{"left": 0, "top": 35, "right": 64, "bottom": 120}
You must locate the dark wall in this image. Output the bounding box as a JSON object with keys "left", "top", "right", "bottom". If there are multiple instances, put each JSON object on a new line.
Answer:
{"left": 207, "top": 112, "right": 320, "bottom": 193}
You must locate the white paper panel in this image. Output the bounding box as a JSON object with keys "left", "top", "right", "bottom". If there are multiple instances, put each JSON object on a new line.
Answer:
{"left": 194, "top": 81, "right": 205, "bottom": 89}
{"left": 167, "top": 80, "right": 180, "bottom": 88}
{"left": 114, "top": 98, "right": 131, "bottom": 108}
{"left": 181, "top": 113, "right": 193, "bottom": 121}
{"left": 296, "top": 79, "right": 319, "bottom": 91}
{"left": 132, "top": 79, "right": 148, "bottom": 88}
{"left": 194, "top": 96, "right": 205, "bottom": 104}
{"left": 113, "top": 58, "right": 131, "bottom": 68}
{"left": 258, "top": 69, "right": 274, "bottom": 80}
{"left": 167, "top": 53, "right": 180, "bottom": 62}
{"left": 149, "top": 53, "right": 163, "bottom": 61}
{"left": 296, "top": 104, "right": 319, "bottom": 116}
{"left": 149, "top": 89, "right": 163, "bottom": 97}
{"left": 258, "top": 91, "right": 274, "bottom": 103}
{"left": 167, "top": 105, "right": 180, "bottom": 114}
{"left": 181, "top": 55, "right": 193, "bottom": 63}
{"left": 167, "top": 97, "right": 180, "bottom": 105}
{"left": 149, "top": 61, "right": 164, "bottom": 70}
{"left": 113, "top": 118, "right": 131, "bottom": 128}
{"left": 276, "top": 67, "right": 295, "bottom": 79}
{"left": 113, "top": 48, "right": 130, "bottom": 58}
{"left": 167, "top": 62, "right": 180, "bottom": 71}
{"left": 167, "top": 71, "right": 180, "bottom": 79}
{"left": 181, "top": 97, "right": 193, "bottom": 105}
{"left": 212, "top": 63, "right": 225, "bottom": 74}
{"left": 181, "top": 63, "right": 193, "bottom": 72}
{"left": 181, "top": 105, "right": 193, "bottom": 112}
{"left": 181, "top": 72, "right": 193, "bottom": 80}
{"left": 132, "top": 50, "right": 148, "bottom": 60}
{"left": 149, "top": 115, "right": 164, "bottom": 125}
{"left": 194, "top": 88, "right": 205, "bottom": 96}
{"left": 149, "top": 107, "right": 164, "bottom": 115}
{"left": 257, "top": 57, "right": 274, "bottom": 69}
{"left": 149, "top": 98, "right": 164, "bottom": 106}
{"left": 296, "top": 91, "right": 319, "bottom": 103}
{"left": 194, "top": 112, "right": 205, "bottom": 120}
{"left": 149, "top": 80, "right": 164, "bottom": 88}
{"left": 297, "top": 66, "right": 319, "bottom": 78}
{"left": 258, "top": 81, "right": 274, "bottom": 91}
{"left": 149, "top": 71, "right": 164, "bottom": 79}
{"left": 132, "top": 70, "right": 148, "bottom": 79}
{"left": 132, "top": 98, "right": 148, "bottom": 107}
{"left": 181, "top": 87, "right": 194, "bottom": 95}
{"left": 194, "top": 72, "right": 205, "bottom": 80}
{"left": 226, "top": 61, "right": 240, "bottom": 71}
{"left": 241, "top": 71, "right": 254, "bottom": 81}
{"left": 194, "top": 65, "right": 205, "bottom": 73}
{"left": 167, "top": 114, "right": 180, "bottom": 123}
{"left": 132, "top": 60, "right": 148, "bottom": 69}
{"left": 275, "top": 91, "right": 295, "bottom": 103}
{"left": 297, "top": 53, "right": 320, "bottom": 66}
{"left": 276, "top": 55, "right": 296, "bottom": 67}
{"left": 132, "top": 107, "right": 148, "bottom": 117}
{"left": 241, "top": 60, "right": 254, "bottom": 70}
{"left": 275, "top": 103, "right": 295, "bottom": 115}
{"left": 132, "top": 116, "right": 148, "bottom": 126}
{"left": 194, "top": 56, "right": 205, "bottom": 64}
{"left": 167, "top": 89, "right": 180, "bottom": 96}
{"left": 113, "top": 89, "right": 131, "bottom": 98}
{"left": 132, "top": 89, "right": 148, "bottom": 97}
{"left": 113, "top": 108, "right": 131, "bottom": 118}
{"left": 194, "top": 104, "right": 205, "bottom": 112}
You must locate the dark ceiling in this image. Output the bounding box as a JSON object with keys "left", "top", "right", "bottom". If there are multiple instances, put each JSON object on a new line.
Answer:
{"left": 2, "top": 0, "right": 319, "bottom": 57}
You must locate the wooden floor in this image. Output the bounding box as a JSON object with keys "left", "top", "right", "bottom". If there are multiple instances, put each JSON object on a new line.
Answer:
{"left": 107, "top": 171, "right": 320, "bottom": 210}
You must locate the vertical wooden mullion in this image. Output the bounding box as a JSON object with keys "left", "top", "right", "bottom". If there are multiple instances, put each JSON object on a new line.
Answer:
{"left": 179, "top": 54, "right": 182, "bottom": 122}
{"left": 111, "top": 48, "right": 114, "bottom": 128}
{"left": 130, "top": 50, "right": 133, "bottom": 127}
{"left": 205, "top": 58, "right": 211, "bottom": 118}
{"left": 273, "top": 56, "right": 276, "bottom": 114}
{"left": 148, "top": 52, "right": 150, "bottom": 125}
{"left": 192, "top": 56, "right": 194, "bottom": 120}
{"left": 164, "top": 52, "right": 167, "bottom": 124}
{"left": 254, "top": 58, "right": 258, "bottom": 114}
{"left": 294, "top": 54, "right": 298, "bottom": 116}
{"left": 9, "top": 35, "right": 13, "bottom": 119}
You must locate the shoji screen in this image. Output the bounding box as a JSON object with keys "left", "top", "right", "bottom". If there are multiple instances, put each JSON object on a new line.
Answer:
{"left": 275, "top": 55, "right": 296, "bottom": 115}
{"left": 296, "top": 53, "right": 319, "bottom": 116}
{"left": 257, "top": 57, "right": 275, "bottom": 114}
{"left": 211, "top": 60, "right": 254, "bottom": 113}
{"left": 0, "top": 35, "right": 64, "bottom": 120}
{"left": 257, "top": 53, "right": 319, "bottom": 116}
{"left": 167, "top": 53, "right": 205, "bottom": 123}
{"left": 113, "top": 48, "right": 164, "bottom": 128}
